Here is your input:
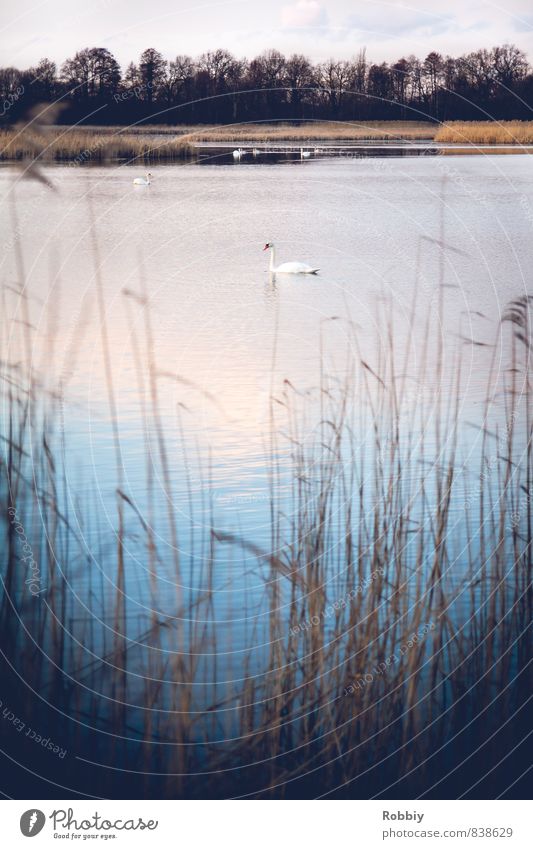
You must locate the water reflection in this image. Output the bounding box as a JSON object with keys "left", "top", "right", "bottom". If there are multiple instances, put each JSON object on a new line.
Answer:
{"left": 197, "top": 143, "right": 439, "bottom": 165}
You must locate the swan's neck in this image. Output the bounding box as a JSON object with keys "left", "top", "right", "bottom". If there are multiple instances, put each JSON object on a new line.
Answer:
{"left": 269, "top": 245, "right": 276, "bottom": 272}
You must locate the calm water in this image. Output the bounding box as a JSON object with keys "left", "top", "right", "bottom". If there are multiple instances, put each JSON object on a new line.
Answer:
{"left": 1, "top": 154, "right": 532, "bottom": 626}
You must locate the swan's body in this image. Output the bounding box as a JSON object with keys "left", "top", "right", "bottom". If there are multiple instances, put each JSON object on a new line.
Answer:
{"left": 263, "top": 242, "right": 319, "bottom": 275}
{"left": 133, "top": 172, "right": 152, "bottom": 186}
{"left": 300, "top": 147, "right": 311, "bottom": 158}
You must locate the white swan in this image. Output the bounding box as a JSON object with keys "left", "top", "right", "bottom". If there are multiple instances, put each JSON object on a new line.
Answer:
{"left": 233, "top": 148, "right": 245, "bottom": 159}
{"left": 263, "top": 242, "right": 319, "bottom": 275}
{"left": 252, "top": 148, "right": 260, "bottom": 156}
{"left": 133, "top": 172, "right": 152, "bottom": 185}
{"left": 300, "top": 148, "right": 311, "bottom": 159}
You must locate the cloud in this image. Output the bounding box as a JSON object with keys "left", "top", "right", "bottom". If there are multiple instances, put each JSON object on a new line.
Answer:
{"left": 345, "top": 4, "right": 457, "bottom": 40}
{"left": 513, "top": 14, "right": 533, "bottom": 32}
{"left": 281, "top": 0, "right": 327, "bottom": 29}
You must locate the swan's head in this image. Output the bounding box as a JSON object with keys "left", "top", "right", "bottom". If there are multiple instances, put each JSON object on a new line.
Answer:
{"left": 146, "top": 172, "right": 153, "bottom": 177}
{"left": 263, "top": 242, "right": 273, "bottom": 251}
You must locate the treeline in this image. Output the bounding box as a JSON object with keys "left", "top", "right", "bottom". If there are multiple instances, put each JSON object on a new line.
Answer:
{"left": 1, "top": 43, "right": 532, "bottom": 125}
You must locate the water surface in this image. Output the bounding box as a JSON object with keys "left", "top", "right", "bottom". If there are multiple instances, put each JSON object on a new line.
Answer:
{"left": 1, "top": 153, "right": 532, "bottom": 628}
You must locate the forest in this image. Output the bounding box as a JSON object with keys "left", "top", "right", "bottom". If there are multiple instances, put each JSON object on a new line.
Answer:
{"left": 0, "top": 43, "right": 532, "bottom": 126}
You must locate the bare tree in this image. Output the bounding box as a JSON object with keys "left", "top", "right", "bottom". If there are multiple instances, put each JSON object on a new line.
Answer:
{"left": 139, "top": 48, "right": 166, "bottom": 103}
{"left": 284, "top": 54, "right": 314, "bottom": 115}
{"left": 492, "top": 44, "right": 528, "bottom": 88}
{"left": 61, "top": 48, "right": 120, "bottom": 99}
{"left": 29, "top": 58, "right": 57, "bottom": 100}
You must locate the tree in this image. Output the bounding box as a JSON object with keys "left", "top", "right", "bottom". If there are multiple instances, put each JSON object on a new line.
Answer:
{"left": 61, "top": 50, "right": 92, "bottom": 99}
{"left": 406, "top": 55, "right": 423, "bottom": 105}
{"left": 352, "top": 48, "right": 367, "bottom": 93}
{"left": 391, "top": 58, "right": 412, "bottom": 116}
{"left": 423, "top": 51, "right": 444, "bottom": 116}
{"left": 196, "top": 50, "right": 243, "bottom": 119}
{"left": 139, "top": 48, "right": 166, "bottom": 104}
{"left": 91, "top": 48, "right": 120, "bottom": 97}
{"left": 61, "top": 48, "right": 120, "bottom": 100}
{"left": 1, "top": 41, "right": 531, "bottom": 125}
{"left": 491, "top": 44, "right": 528, "bottom": 88}
{"left": 29, "top": 58, "right": 57, "bottom": 101}
{"left": 123, "top": 62, "right": 141, "bottom": 89}
{"left": 317, "top": 59, "right": 351, "bottom": 116}
{"left": 198, "top": 49, "right": 238, "bottom": 93}
{"left": 166, "top": 55, "right": 195, "bottom": 104}
{"left": 247, "top": 49, "right": 286, "bottom": 117}
{"left": 460, "top": 49, "right": 494, "bottom": 100}
{"left": 284, "top": 54, "right": 313, "bottom": 115}
{"left": 367, "top": 63, "right": 393, "bottom": 106}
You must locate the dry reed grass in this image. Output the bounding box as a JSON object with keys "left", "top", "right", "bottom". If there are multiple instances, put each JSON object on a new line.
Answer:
{"left": 435, "top": 121, "right": 533, "bottom": 145}
{"left": 182, "top": 121, "right": 437, "bottom": 142}
{"left": 4, "top": 121, "right": 533, "bottom": 164}
{"left": 0, "top": 126, "right": 194, "bottom": 162}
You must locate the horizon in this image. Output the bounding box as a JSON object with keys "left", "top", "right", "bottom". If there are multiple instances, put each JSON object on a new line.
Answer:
{"left": 2, "top": 0, "right": 533, "bottom": 69}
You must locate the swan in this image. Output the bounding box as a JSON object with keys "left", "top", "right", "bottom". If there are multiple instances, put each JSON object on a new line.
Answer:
{"left": 252, "top": 148, "right": 260, "bottom": 156}
{"left": 263, "top": 242, "right": 319, "bottom": 275}
{"left": 233, "top": 148, "right": 245, "bottom": 159}
{"left": 133, "top": 172, "right": 152, "bottom": 185}
{"left": 300, "top": 148, "right": 311, "bottom": 159}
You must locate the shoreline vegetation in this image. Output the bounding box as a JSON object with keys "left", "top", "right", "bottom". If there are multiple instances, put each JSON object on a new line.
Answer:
{"left": 0, "top": 127, "right": 195, "bottom": 162}
{"left": 434, "top": 120, "right": 533, "bottom": 144}
{"left": 1, "top": 121, "right": 533, "bottom": 162}
{"left": 181, "top": 121, "right": 436, "bottom": 141}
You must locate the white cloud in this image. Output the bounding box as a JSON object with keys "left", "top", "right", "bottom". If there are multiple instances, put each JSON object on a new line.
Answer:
{"left": 281, "top": 0, "right": 327, "bottom": 29}
{"left": 346, "top": 3, "right": 456, "bottom": 40}
{"left": 2, "top": 0, "right": 533, "bottom": 68}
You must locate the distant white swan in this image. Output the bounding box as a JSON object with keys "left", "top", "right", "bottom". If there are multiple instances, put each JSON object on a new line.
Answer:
{"left": 133, "top": 172, "right": 152, "bottom": 185}
{"left": 300, "top": 148, "right": 311, "bottom": 158}
{"left": 233, "top": 148, "right": 245, "bottom": 159}
{"left": 252, "top": 148, "right": 260, "bottom": 156}
{"left": 263, "top": 242, "right": 319, "bottom": 275}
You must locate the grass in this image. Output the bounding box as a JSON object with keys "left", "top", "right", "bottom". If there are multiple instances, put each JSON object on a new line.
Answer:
{"left": 0, "top": 178, "right": 531, "bottom": 799}
{"left": 435, "top": 121, "right": 533, "bottom": 145}
{"left": 0, "top": 126, "right": 195, "bottom": 162}
{"left": 180, "top": 121, "right": 437, "bottom": 142}
{"left": 0, "top": 121, "right": 436, "bottom": 162}
{"left": 3, "top": 121, "right": 533, "bottom": 164}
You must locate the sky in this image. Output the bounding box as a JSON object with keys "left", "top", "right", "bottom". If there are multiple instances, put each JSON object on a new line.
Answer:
{"left": 1, "top": 0, "right": 533, "bottom": 69}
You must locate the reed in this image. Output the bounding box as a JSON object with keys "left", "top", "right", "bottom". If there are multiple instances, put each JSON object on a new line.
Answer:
{"left": 0, "top": 122, "right": 437, "bottom": 162}
{"left": 435, "top": 121, "right": 533, "bottom": 145}
{"left": 0, "top": 186, "right": 531, "bottom": 800}
{"left": 0, "top": 127, "right": 195, "bottom": 162}
{"left": 182, "top": 121, "right": 437, "bottom": 142}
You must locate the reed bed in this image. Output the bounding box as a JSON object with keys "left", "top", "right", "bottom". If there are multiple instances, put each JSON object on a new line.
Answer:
{"left": 52, "top": 124, "right": 203, "bottom": 136}
{"left": 183, "top": 121, "right": 437, "bottom": 142}
{"left": 435, "top": 121, "right": 533, "bottom": 145}
{"left": 0, "top": 127, "right": 194, "bottom": 162}
{"left": 0, "top": 192, "right": 531, "bottom": 799}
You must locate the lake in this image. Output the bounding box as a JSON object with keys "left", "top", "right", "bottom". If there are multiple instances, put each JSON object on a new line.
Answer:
{"left": 1, "top": 153, "right": 532, "bottom": 791}
{"left": 2, "top": 152, "right": 531, "bottom": 512}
